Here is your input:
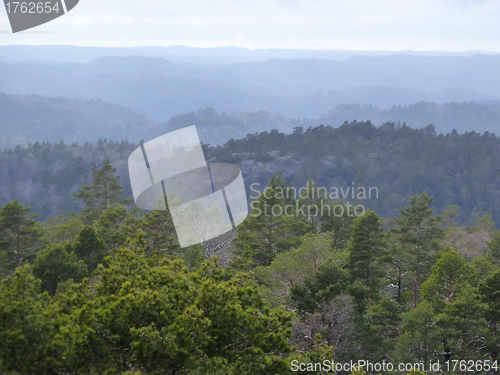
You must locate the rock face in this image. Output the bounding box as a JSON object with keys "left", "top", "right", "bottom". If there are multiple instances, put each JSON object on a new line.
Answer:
{"left": 239, "top": 156, "right": 303, "bottom": 184}
{"left": 233, "top": 153, "right": 344, "bottom": 193}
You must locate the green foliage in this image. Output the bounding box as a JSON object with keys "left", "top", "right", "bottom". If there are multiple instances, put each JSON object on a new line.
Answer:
{"left": 42, "top": 212, "right": 84, "bottom": 244}
{"left": 256, "top": 232, "right": 347, "bottom": 305}
{"left": 71, "top": 225, "right": 107, "bottom": 274}
{"left": 488, "top": 231, "right": 500, "bottom": 266}
{"left": 232, "top": 173, "right": 313, "bottom": 270}
{"left": 348, "top": 210, "right": 387, "bottom": 311}
{"left": 1, "top": 146, "right": 500, "bottom": 370}
{"left": 32, "top": 243, "right": 87, "bottom": 295}
{"left": 6, "top": 121, "right": 500, "bottom": 226}
{"left": 140, "top": 209, "right": 180, "bottom": 255}
{"left": 421, "top": 247, "right": 475, "bottom": 310}
{"left": 395, "top": 192, "right": 443, "bottom": 307}
{"left": 94, "top": 205, "right": 138, "bottom": 248}
{"left": 319, "top": 200, "right": 355, "bottom": 249}
{"left": 0, "top": 199, "right": 43, "bottom": 268}
{"left": 291, "top": 260, "right": 349, "bottom": 316}
{"left": 437, "top": 284, "right": 487, "bottom": 361}
{"left": 370, "top": 297, "right": 402, "bottom": 356}
{"left": 0, "top": 239, "right": 299, "bottom": 374}
{"left": 478, "top": 270, "right": 500, "bottom": 361}
{"left": 394, "top": 301, "right": 440, "bottom": 365}
{"left": 74, "top": 158, "right": 131, "bottom": 220}
{"left": 288, "top": 335, "right": 336, "bottom": 374}
{"left": 0, "top": 264, "right": 60, "bottom": 374}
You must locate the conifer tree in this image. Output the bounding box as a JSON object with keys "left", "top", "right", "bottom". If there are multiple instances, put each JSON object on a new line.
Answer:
{"left": 71, "top": 226, "right": 107, "bottom": 274}
{"left": 348, "top": 210, "right": 387, "bottom": 312}
{"left": 395, "top": 192, "right": 443, "bottom": 308}
{"left": 420, "top": 247, "right": 475, "bottom": 310}
{"left": 74, "top": 158, "right": 131, "bottom": 219}
{"left": 478, "top": 270, "right": 500, "bottom": 365}
{"left": 232, "top": 174, "right": 312, "bottom": 269}
{"left": 394, "top": 301, "right": 440, "bottom": 365}
{"left": 0, "top": 199, "right": 43, "bottom": 268}
{"left": 319, "top": 200, "right": 355, "bottom": 249}
{"left": 438, "top": 285, "right": 487, "bottom": 362}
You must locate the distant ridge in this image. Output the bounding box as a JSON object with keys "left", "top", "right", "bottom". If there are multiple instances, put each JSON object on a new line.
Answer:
{"left": 1, "top": 95, "right": 500, "bottom": 148}
{"left": 0, "top": 93, "right": 152, "bottom": 148}
{"left": 0, "top": 45, "right": 498, "bottom": 64}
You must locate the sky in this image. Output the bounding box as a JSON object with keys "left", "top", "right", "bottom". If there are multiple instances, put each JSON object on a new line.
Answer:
{"left": 0, "top": 0, "right": 500, "bottom": 51}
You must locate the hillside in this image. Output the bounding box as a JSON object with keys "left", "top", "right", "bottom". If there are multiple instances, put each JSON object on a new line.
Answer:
{"left": 2, "top": 121, "right": 500, "bottom": 226}
{"left": 0, "top": 93, "right": 152, "bottom": 148}
{"left": 2, "top": 92, "right": 500, "bottom": 147}
{"left": 0, "top": 55, "right": 499, "bottom": 122}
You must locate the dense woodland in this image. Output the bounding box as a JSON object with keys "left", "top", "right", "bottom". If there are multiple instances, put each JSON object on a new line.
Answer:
{"left": 3, "top": 121, "right": 500, "bottom": 227}
{"left": 0, "top": 141, "right": 500, "bottom": 373}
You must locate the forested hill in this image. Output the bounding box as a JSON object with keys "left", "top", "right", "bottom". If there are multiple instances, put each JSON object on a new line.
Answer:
{"left": 205, "top": 121, "right": 500, "bottom": 225}
{"left": 0, "top": 93, "right": 152, "bottom": 149}
{"left": 1, "top": 54, "right": 500, "bottom": 122}
{"left": 2, "top": 120, "right": 500, "bottom": 226}
{"left": 2, "top": 93, "right": 500, "bottom": 148}
{"left": 318, "top": 101, "right": 500, "bottom": 134}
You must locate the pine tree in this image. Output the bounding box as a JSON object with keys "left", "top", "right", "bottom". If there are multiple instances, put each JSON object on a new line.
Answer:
{"left": 348, "top": 210, "right": 387, "bottom": 311}
{"left": 438, "top": 285, "right": 487, "bottom": 362}
{"left": 478, "top": 270, "right": 500, "bottom": 365}
{"left": 319, "top": 200, "right": 355, "bottom": 249}
{"left": 0, "top": 199, "right": 43, "bottom": 268}
{"left": 370, "top": 297, "right": 402, "bottom": 357}
{"left": 231, "top": 174, "right": 312, "bottom": 269}
{"left": 74, "top": 159, "right": 131, "bottom": 219}
{"left": 0, "top": 264, "right": 58, "bottom": 374}
{"left": 394, "top": 301, "right": 441, "bottom": 365}
{"left": 71, "top": 226, "right": 106, "bottom": 274}
{"left": 385, "top": 230, "right": 412, "bottom": 305}
{"left": 421, "top": 247, "right": 475, "bottom": 310}
{"left": 395, "top": 192, "right": 443, "bottom": 308}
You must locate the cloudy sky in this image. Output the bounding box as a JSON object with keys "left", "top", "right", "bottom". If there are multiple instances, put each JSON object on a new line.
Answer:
{"left": 1, "top": 0, "right": 499, "bottom": 51}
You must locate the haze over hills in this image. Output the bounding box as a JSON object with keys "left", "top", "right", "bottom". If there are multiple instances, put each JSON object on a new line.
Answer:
{"left": 1, "top": 46, "right": 500, "bottom": 148}
{"left": 0, "top": 45, "right": 497, "bottom": 64}
{"left": 0, "top": 93, "right": 153, "bottom": 149}
{"left": 1, "top": 93, "right": 500, "bottom": 148}
{"left": 0, "top": 51, "right": 500, "bottom": 121}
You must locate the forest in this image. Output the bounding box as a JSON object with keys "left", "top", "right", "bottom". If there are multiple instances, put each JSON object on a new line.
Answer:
{"left": 3, "top": 120, "right": 500, "bottom": 227}
{"left": 2, "top": 91, "right": 500, "bottom": 148}
{"left": 0, "top": 146, "right": 500, "bottom": 373}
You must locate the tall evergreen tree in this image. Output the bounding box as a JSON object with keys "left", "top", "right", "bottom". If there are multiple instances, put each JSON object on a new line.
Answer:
{"left": 0, "top": 200, "right": 43, "bottom": 268}
{"left": 71, "top": 226, "right": 107, "bottom": 274}
{"left": 478, "top": 270, "right": 500, "bottom": 366}
{"left": 319, "top": 200, "right": 355, "bottom": 249}
{"left": 395, "top": 192, "right": 443, "bottom": 308}
{"left": 348, "top": 210, "right": 387, "bottom": 312}
{"left": 394, "top": 301, "right": 441, "bottom": 365}
{"left": 231, "top": 174, "right": 312, "bottom": 270}
{"left": 385, "top": 230, "right": 412, "bottom": 305}
{"left": 74, "top": 159, "right": 131, "bottom": 220}
{"left": 420, "top": 247, "right": 475, "bottom": 310}
{"left": 438, "top": 285, "right": 487, "bottom": 362}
